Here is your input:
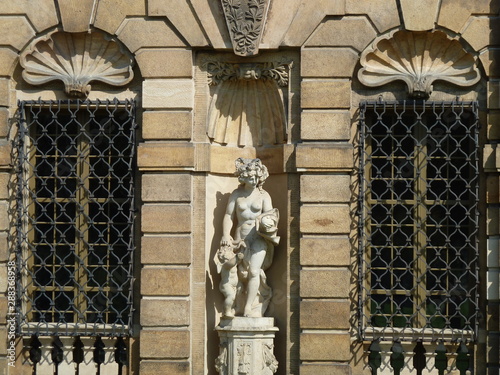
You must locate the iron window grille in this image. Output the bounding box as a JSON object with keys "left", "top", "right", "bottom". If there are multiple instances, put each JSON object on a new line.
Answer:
{"left": 358, "top": 100, "right": 480, "bottom": 343}
{"left": 15, "top": 99, "right": 137, "bottom": 337}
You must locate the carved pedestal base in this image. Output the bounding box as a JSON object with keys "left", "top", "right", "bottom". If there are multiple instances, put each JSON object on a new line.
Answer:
{"left": 215, "top": 317, "right": 279, "bottom": 375}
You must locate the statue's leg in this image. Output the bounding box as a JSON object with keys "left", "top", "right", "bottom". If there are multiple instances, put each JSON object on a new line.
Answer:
{"left": 244, "top": 247, "right": 266, "bottom": 317}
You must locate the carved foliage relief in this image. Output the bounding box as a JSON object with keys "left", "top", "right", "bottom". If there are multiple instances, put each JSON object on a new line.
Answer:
{"left": 221, "top": 0, "right": 271, "bottom": 56}
{"left": 20, "top": 30, "right": 134, "bottom": 96}
{"left": 205, "top": 60, "right": 292, "bottom": 147}
{"left": 358, "top": 30, "right": 480, "bottom": 97}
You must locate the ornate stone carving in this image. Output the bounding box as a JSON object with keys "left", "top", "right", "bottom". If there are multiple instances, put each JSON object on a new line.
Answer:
{"left": 214, "top": 158, "right": 279, "bottom": 318}
{"left": 205, "top": 60, "right": 292, "bottom": 146}
{"left": 358, "top": 30, "right": 480, "bottom": 98}
{"left": 263, "top": 344, "right": 278, "bottom": 373}
{"left": 20, "top": 30, "right": 134, "bottom": 97}
{"left": 221, "top": 0, "right": 271, "bottom": 56}
{"left": 215, "top": 317, "right": 278, "bottom": 375}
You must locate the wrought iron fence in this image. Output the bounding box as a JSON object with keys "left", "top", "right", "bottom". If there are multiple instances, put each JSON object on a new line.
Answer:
{"left": 358, "top": 100, "right": 480, "bottom": 344}
{"left": 15, "top": 99, "right": 136, "bottom": 338}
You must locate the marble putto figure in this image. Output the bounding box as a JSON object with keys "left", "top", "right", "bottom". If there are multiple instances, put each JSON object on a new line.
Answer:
{"left": 215, "top": 158, "right": 279, "bottom": 318}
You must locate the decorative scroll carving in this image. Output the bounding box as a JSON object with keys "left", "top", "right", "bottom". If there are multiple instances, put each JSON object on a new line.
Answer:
{"left": 221, "top": 0, "right": 271, "bottom": 56}
{"left": 215, "top": 342, "right": 228, "bottom": 374}
{"left": 205, "top": 60, "right": 292, "bottom": 146}
{"left": 263, "top": 344, "right": 278, "bottom": 373}
{"left": 20, "top": 30, "right": 134, "bottom": 97}
{"left": 358, "top": 30, "right": 480, "bottom": 98}
{"left": 237, "top": 342, "right": 252, "bottom": 373}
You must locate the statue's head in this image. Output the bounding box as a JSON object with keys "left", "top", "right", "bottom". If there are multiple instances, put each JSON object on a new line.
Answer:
{"left": 235, "top": 158, "right": 269, "bottom": 189}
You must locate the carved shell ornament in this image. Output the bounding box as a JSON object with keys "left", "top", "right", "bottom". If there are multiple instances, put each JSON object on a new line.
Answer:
{"left": 358, "top": 30, "right": 480, "bottom": 98}
{"left": 20, "top": 31, "right": 134, "bottom": 97}
{"left": 205, "top": 60, "right": 292, "bottom": 147}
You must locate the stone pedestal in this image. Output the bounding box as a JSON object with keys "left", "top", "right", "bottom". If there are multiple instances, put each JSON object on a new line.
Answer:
{"left": 215, "top": 317, "right": 279, "bottom": 375}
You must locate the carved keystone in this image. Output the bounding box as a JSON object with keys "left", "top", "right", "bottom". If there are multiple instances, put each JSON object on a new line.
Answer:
{"left": 221, "top": 0, "right": 271, "bottom": 56}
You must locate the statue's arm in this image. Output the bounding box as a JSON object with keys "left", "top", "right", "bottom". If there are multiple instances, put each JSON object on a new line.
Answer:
{"left": 221, "top": 193, "right": 236, "bottom": 245}
{"left": 262, "top": 191, "right": 273, "bottom": 213}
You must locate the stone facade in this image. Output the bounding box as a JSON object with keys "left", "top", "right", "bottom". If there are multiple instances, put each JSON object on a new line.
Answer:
{"left": 0, "top": 1, "right": 498, "bottom": 374}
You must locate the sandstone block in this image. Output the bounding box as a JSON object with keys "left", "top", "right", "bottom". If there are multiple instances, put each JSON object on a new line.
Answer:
{"left": 261, "top": 0, "right": 301, "bottom": 48}
{"left": 0, "top": 266, "right": 7, "bottom": 293}
{"left": 0, "top": 172, "right": 9, "bottom": 201}
{"left": 296, "top": 143, "right": 353, "bottom": 171}
{"left": 0, "top": 202, "right": 8, "bottom": 231}
{"left": 300, "top": 268, "right": 350, "bottom": 298}
{"left": 0, "top": 108, "right": 9, "bottom": 138}
{"left": 136, "top": 49, "right": 193, "bottom": 78}
{"left": 0, "top": 297, "right": 6, "bottom": 324}
{"left": 0, "top": 233, "right": 7, "bottom": 262}
{"left": 462, "top": 17, "right": 500, "bottom": 52}
{"left": 0, "top": 141, "right": 11, "bottom": 169}
{"left": 189, "top": 0, "right": 232, "bottom": 49}
{"left": 346, "top": 0, "right": 399, "bottom": 33}
{"left": 487, "top": 175, "right": 500, "bottom": 204}
{"left": 400, "top": 0, "right": 439, "bottom": 31}
{"left": 142, "top": 80, "right": 194, "bottom": 109}
{"left": 93, "top": 0, "right": 146, "bottom": 35}
{"left": 59, "top": 0, "right": 94, "bottom": 32}
{"left": 142, "top": 111, "right": 192, "bottom": 140}
{"left": 0, "top": 48, "right": 17, "bottom": 77}
{"left": 301, "top": 80, "right": 351, "bottom": 108}
{"left": 301, "top": 48, "right": 357, "bottom": 78}
{"left": 300, "top": 363, "right": 351, "bottom": 375}
{"left": 300, "top": 204, "right": 350, "bottom": 234}
{"left": 209, "top": 145, "right": 285, "bottom": 174}
{"left": 300, "top": 174, "right": 351, "bottom": 203}
{"left": 300, "top": 300, "right": 350, "bottom": 329}
{"left": 142, "top": 174, "right": 191, "bottom": 202}
{"left": 117, "top": 19, "right": 186, "bottom": 53}
{"left": 0, "top": 16, "right": 34, "bottom": 51}
{"left": 140, "top": 330, "right": 190, "bottom": 358}
{"left": 283, "top": 0, "right": 345, "bottom": 46}
{"left": 141, "top": 204, "right": 191, "bottom": 233}
{"left": 488, "top": 111, "right": 500, "bottom": 140}
{"left": 438, "top": 0, "right": 496, "bottom": 33}
{"left": 300, "top": 332, "right": 351, "bottom": 361}
{"left": 140, "top": 299, "right": 190, "bottom": 326}
{"left": 0, "top": 1, "right": 58, "bottom": 32}
{"left": 141, "top": 235, "right": 191, "bottom": 264}
{"left": 148, "top": 0, "right": 208, "bottom": 46}
{"left": 487, "top": 206, "right": 499, "bottom": 236}
{"left": 0, "top": 79, "right": 10, "bottom": 107}
{"left": 138, "top": 143, "right": 195, "bottom": 170}
{"left": 480, "top": 49, "right": 500, "bottom": 81}
{"left": 300, "top": 236, "right": 350, "bottom": 266}
{"left": 141, "top": 268, "right": 190, "bottom": 296}
{"left": 139, "top": 361, "right": 190, "bottom": 375}
{"left": 305, "top": 16, "right": 377, "bottom": 51}
{"left": 301, "top": 110, "right": 351, "bottom": 141}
